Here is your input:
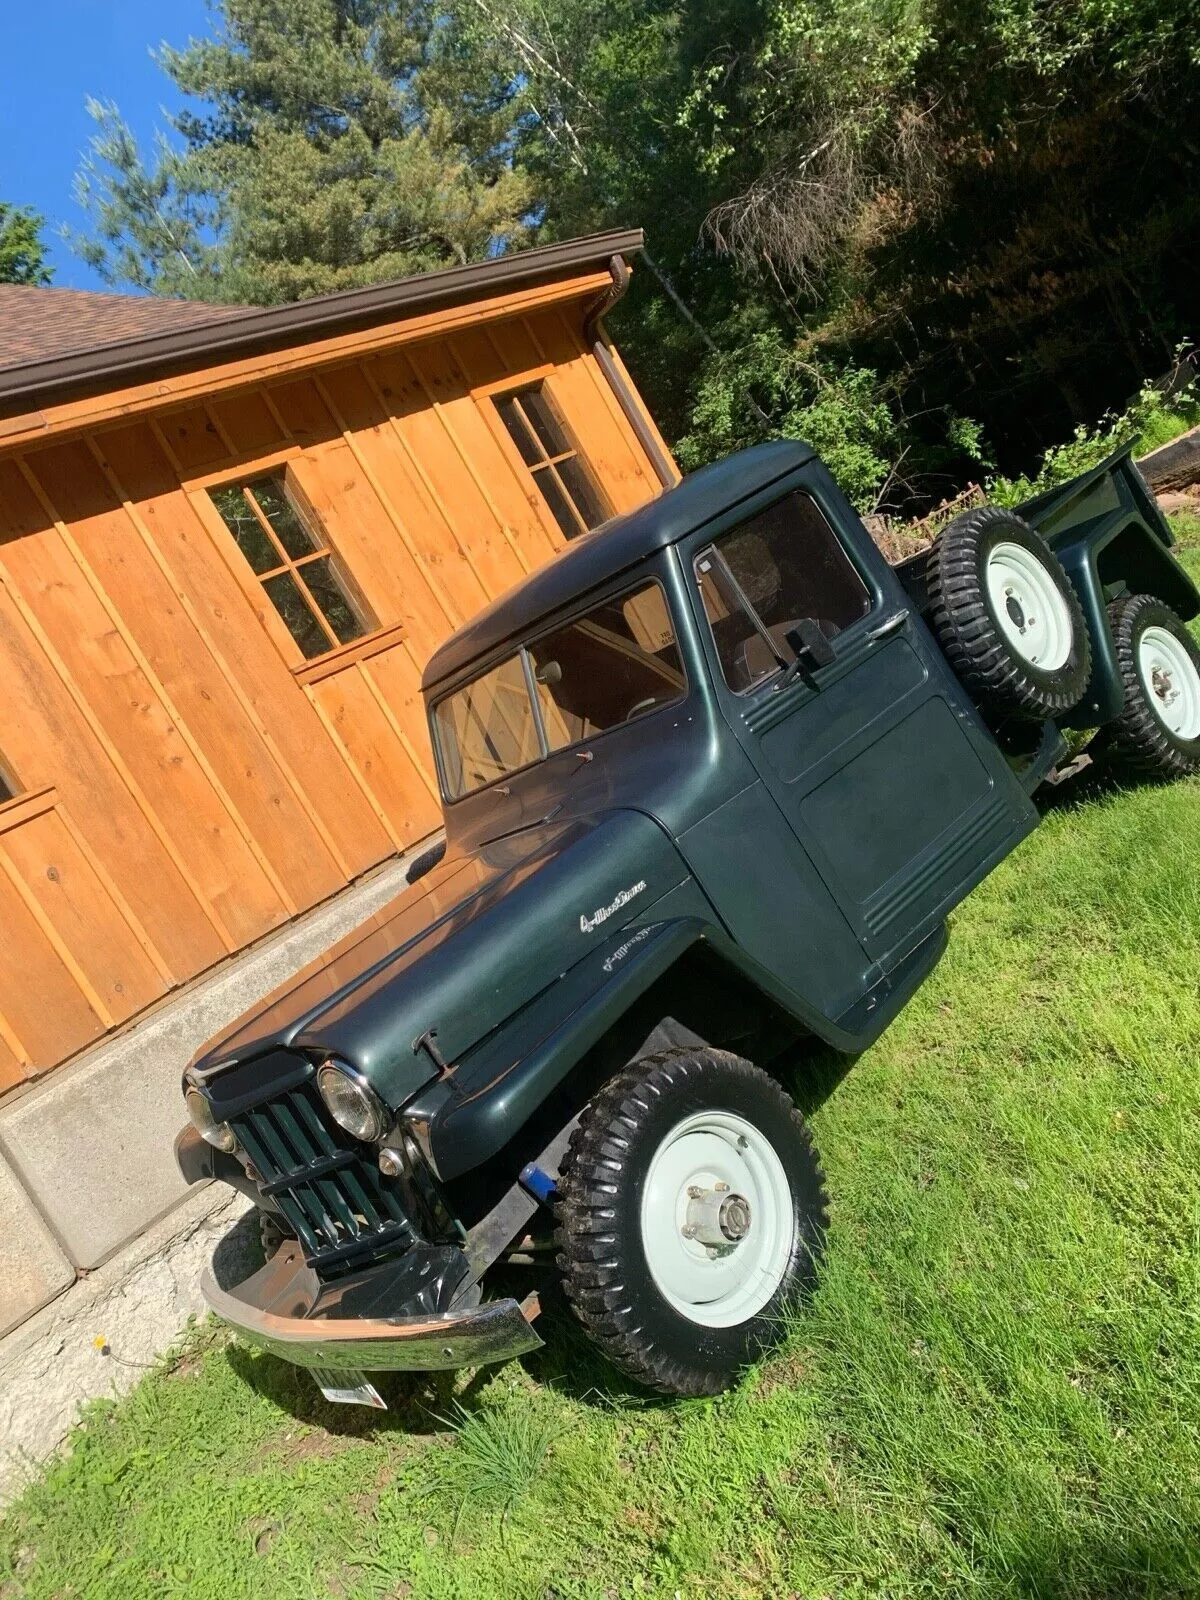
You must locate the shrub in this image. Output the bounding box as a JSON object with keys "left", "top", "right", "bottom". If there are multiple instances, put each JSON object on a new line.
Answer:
{"left": 989, "top": 364, "right": 1200, "bottom": 507}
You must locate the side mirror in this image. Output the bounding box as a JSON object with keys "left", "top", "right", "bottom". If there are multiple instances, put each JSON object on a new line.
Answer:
{"left": 777, "top": 619, "right": 836, "bottom": 689}
{"left": 535, "top": 659, "right": 563, "bottom": 685}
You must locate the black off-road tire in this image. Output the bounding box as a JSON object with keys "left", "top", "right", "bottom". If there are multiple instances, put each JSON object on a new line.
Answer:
{"left": 1102, "top": 594, "right": 1200, "bottom": 779}
{"left": 928, "top": 505, "right": 1090, "bottom": 722}
{"left": 555, "top": 1047, "right": 828, "bottom": 1397}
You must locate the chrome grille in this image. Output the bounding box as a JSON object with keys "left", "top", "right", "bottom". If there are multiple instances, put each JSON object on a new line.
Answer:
{"left": 232, "top": 1082, "right": 417, "bottom": 1271}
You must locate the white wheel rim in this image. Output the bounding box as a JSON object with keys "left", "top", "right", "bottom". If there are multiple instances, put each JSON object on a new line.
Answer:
{"left": 1137, "top": 625, "right": 1200, "bottom": 740}
{"left": 639, "top": 1110, "right": 795, "bottom": 1328}
{"left": 985, "top": 541, "right": 1073, "bottom": 671}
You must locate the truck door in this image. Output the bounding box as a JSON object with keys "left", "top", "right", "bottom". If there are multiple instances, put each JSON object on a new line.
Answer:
{"left": 687, "top": 470, "right": 1038, "bottom": 972}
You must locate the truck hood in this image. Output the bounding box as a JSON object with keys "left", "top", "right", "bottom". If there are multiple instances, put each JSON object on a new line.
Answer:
{"left": 190, "top": 808, "right": 688, "bottom": 1108}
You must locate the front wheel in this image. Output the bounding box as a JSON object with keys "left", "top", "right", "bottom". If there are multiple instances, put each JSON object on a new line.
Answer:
{"left": 1104, "top": 594, "right": 1200, "bottom": 778}
{"left": 555, "top": 1048, "right": 828, "bottom": 1396}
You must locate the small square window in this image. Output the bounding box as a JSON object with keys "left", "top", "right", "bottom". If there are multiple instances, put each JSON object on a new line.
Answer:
{"left": 209, "top": 473, "right": 374, "bottom": 660}
{"left": 494, "top": 384, "right": 609, "bottom": 540}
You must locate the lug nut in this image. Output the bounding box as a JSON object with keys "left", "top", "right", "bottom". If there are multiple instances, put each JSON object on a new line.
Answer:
{"left": 681, "top": 1223, "right": 697, "bottom": 1239}
{"left": 687, "top": 1184, "right": 703, "bottom": 1198}
{"left": 714, "top": 1180, "right": 729, "bottom": 1192}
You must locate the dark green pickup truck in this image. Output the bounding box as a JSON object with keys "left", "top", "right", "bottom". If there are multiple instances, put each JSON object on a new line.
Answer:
{"left": 176, "top": 439, "right": 1200, "bottom": 1403}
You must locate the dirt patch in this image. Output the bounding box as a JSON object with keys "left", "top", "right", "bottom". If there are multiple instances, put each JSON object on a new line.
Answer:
{"left": 264, "top": 1426, "right": 353, "bottom": 1470}
{"left": 248, "top": 1517, "right": 279, "bottom": 1556}
{"left": 1157, "top": 488, "right": 1200, "bottom": 516}
{"left": 755, "top": 1349, "right": 811, "bottom": 1398}
{"left": 165, "top": 1350, "right": 206, "bottom": 1382}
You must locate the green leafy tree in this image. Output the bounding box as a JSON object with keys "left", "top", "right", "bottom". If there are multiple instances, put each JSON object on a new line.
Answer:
{"left": 72, "top": 0, "right": 1200, "bottom": 500}
{"left": 0, "top": 204, "right": 52, "bottom": 285}
{"left": 674, "top": 316, "right": 903, "bottom": 508}
{"left": 686, "top": 0, "right": 1200, "bottom": 471}
{"left": 72, "top": 0, "right": 532, "bottom": 304}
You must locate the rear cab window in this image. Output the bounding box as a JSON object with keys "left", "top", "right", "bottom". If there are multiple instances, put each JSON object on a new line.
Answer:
{"left": 696, "top": 490, "right": 871, "bottom": 694}
{"left": 433, "top": 581, "right": 687, "bottom": 800}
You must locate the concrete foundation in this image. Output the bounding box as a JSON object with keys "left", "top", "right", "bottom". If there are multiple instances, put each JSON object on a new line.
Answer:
{"left": 0, "top": 840, "right": 432, "bottom": 1330}
{"left": 0, "top": 1154, "right": 73, "bottom": 1340}
{"left": 0, "top": 1184, "right": 252, "bottom": 1506}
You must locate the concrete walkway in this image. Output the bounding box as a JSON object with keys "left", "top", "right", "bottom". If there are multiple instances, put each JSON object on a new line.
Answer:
{"left": 0, "top": 1185, "right": 250, "bottom": 1505}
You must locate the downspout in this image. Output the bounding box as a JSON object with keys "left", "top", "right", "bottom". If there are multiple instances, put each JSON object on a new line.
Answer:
{"left": 584, "top": 255, "right": 679, "bottom": 490}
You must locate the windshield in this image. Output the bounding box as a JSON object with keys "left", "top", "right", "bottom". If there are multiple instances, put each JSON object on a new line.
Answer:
{"left": 433, "top": 580, "right": 687, "bottom": 800}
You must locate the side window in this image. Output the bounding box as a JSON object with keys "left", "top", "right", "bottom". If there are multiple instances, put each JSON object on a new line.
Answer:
{"left": 527, "top": 582, "right": 686, "bottom": 747}
{"left": 696, "top": 491, "right": 871, "bottom": 693}
{"left": 494, "top": 383, "right": 609, "bottom": 540}
{"left": 210, "top": 473, "right": 375, "bottom": 661}
{"left": 434, "top": 655, "right": 542, "bottom": 800}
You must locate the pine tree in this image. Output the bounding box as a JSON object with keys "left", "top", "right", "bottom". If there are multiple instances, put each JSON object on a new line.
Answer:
{"left": 0, "top": 205, "right": 52, "bottom": 285}
{"left": 72, "top": 0, "right": 531, "bottom": 304}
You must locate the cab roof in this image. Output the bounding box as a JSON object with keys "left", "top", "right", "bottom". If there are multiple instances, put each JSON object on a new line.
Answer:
{"left": 421, "top": 438, "right": 813, "bottom": 690}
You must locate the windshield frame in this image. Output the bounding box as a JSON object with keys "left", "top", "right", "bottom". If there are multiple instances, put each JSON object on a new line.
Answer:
{"left": 429, "top": 574, "right": 688, "bottom": 804}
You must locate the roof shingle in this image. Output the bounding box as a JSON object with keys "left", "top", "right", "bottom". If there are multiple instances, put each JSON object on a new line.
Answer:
{"left": 0, "top": 284, "right": 251, "bottom": 373}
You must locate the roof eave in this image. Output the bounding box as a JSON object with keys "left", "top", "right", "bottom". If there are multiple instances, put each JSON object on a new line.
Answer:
{"left": 0, "top": 229, "right": 644, "bottom": 418}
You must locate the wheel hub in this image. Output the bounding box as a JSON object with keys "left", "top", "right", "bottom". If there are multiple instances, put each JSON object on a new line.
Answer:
{"left": 682, "top": 1183, "right": 752, "bottom": 1248}
{"left": 1151, "top": 665, "right": 1178, "bottom": 709}
{"left": 1005, "top": 591, "right": 1029, "bottom": 632}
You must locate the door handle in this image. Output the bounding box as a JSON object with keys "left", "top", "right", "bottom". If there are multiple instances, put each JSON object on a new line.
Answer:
{"left": 868, "top": 611, "right": 908, "bottom": 642}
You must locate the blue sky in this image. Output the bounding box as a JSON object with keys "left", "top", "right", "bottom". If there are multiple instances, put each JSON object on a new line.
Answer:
{"left": 1, "top": 2, "right": 213, "bottom": 290}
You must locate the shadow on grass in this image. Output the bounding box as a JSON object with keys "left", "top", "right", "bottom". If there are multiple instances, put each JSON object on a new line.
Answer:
{"left": 1037, "top": 759, "right": 1127, "bottom": 815}
{"left": 223, "top": 1338, "right": 499, "bottom": 1440}
{"left": 998, "top": 1528, "right": 1200, "bottom": 1599}
{"left": 1032, "top": 744, "right": 1183, "bottom": 819}
{"left": 775, "top": 1034, "right": 856, "bottom": 1120}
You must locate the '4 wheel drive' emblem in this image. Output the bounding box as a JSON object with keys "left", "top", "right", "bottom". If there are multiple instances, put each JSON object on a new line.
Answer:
{"left": 580, "top": 880, "right": 646, "bottom": 933}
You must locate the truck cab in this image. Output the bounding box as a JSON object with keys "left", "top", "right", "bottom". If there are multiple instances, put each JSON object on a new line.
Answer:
{"left": 424, "top": 440, "right": 1037, "bottom": 1054}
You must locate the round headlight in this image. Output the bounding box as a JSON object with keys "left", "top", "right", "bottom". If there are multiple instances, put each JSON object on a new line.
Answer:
{"left": 316, "top": 1061, "right": 388, "bottom": 1143}
{"left": 185, "top": 1087, "right": 237, "bottom": 1153}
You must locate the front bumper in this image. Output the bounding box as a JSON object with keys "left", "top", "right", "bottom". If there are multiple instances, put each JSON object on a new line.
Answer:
{"left": 203, "top": 1235, "right": 544, "bottom": 1374}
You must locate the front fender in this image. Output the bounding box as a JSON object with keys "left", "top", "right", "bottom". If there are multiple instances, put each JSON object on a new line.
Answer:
{"left": 402, "top": 917, "right": 709, "bottom": 1180}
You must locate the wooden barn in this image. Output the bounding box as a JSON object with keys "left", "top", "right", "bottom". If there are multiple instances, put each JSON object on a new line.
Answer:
{"left": 0, "top": 228, "right": 674, "bottom": 1091}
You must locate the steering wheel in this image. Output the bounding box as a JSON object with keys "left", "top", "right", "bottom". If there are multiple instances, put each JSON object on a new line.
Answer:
{"left": 624, "top": 696, "right": 660, "bottom": 721}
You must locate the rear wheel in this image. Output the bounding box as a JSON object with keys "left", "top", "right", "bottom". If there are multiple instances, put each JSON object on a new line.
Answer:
{"left": 555, "top": 1047, "right": 828, "bottom": 1396}
{"left": 1104, "top": 594, "right": 1200, "bottom": 778}
{"left": 928, "top": 506, "right": 1090, "bottom": 722}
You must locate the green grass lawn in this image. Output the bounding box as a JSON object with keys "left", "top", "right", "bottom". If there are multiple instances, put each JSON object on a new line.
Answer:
{"left": 4, "top": 520, "right": 1200, "bottom": 1600}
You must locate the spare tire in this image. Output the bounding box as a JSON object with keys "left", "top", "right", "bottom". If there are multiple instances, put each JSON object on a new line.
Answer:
{"left": 928, "top": 505, "right": 1090, "bottom": 722}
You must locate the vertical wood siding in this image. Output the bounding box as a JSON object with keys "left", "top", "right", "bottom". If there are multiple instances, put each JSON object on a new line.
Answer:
{"left": 0, "top": 297, "right": 667, "bottom": 1088}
